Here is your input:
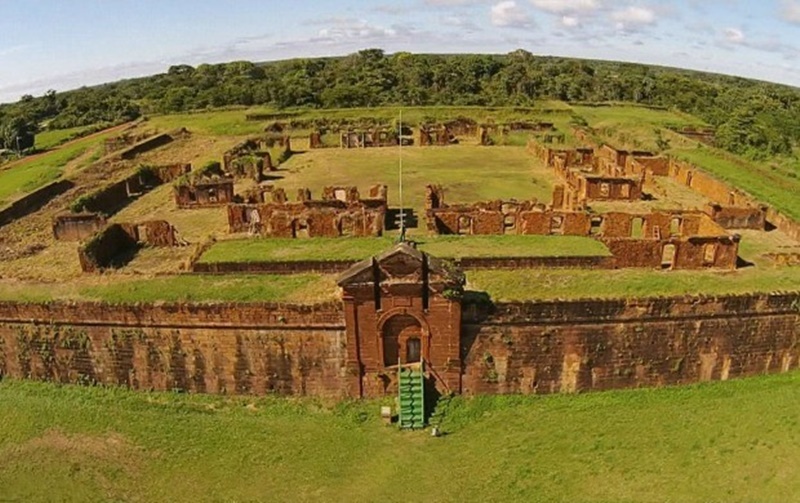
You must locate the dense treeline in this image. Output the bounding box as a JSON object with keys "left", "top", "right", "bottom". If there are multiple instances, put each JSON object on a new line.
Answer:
{"left": 2, "top": 49, "right": 799, "bottom": 159}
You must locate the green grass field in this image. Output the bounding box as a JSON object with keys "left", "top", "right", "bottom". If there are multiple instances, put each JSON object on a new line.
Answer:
{"left": 34, "top": 125, "right": 98, "bottom": 151}
{"left": 2, "top": 372, "right": 799, "bottom": 502}
{"left": 278, "top": 145, "right": 555, "bottom": 213}
{"left": 671, "top": 147, "right": 800, "bottom": 220}
{"left": 0, "top": 274, "right": 339, "bottom": 304}
{"left": 468, "top": 264, "right": 800, "bottom": 301}
{"left": 198, "top": 235, "right": 610, "bottom": 264}
{"left": 0, "top": 129, "right": 118, "bottom": 206}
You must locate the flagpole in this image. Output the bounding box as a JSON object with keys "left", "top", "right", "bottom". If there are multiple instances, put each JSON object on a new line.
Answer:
{"left": 399, "top": 109, "right": 405, "bottom": 242}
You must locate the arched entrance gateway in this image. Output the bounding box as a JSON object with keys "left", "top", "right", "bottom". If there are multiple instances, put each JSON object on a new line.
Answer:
{"left": 337, "top": 242, "right": 464, "bottom": 398}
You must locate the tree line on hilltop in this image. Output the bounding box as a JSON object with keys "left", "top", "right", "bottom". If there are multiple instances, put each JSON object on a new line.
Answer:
{"left": 1, "top": 49, "right": 799, "bottom": 159}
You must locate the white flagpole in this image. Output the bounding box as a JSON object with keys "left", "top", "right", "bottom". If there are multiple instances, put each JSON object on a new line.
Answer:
{"left": 399, "top": 109, "right": 405, "bottom": 241}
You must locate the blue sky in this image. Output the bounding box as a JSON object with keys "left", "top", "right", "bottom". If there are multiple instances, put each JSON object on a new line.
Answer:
{"left": 0, "top": 0, "right": 799, "bottom": 103}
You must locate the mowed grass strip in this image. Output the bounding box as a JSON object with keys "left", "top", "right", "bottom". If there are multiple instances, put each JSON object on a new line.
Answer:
{"left": 77, "top": 274, "right": 336, "bottom": 304}
{"left": 469, "top": 264, "right": 800, "bottom": 301}
{"left": 198, "top": 235, "right": 611, "bottom": 264}
{"left": 1, "top": 372, "right": 799, "bottom": 502}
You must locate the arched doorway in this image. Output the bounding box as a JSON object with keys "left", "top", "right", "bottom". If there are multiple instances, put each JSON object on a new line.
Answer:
{"left": 382, "top": 314, "right": 423, "bottom": 367}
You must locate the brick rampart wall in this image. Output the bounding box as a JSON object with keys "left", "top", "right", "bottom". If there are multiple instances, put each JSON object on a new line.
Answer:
{"left": 0, "top": 294, "right": 797, "bottom": 398}
{"left": 461, "top": 293, "right": 800, "bottom": 395}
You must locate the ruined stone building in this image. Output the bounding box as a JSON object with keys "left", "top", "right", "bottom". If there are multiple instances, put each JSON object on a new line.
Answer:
{"left": 339, "top": 129, "right": 397, "bottom": 148}
{"left": 227, "top": 184, "right": 388, "bottom": 238}
{"left": 174, "top": 175, "right": 235, "bottom": 209}
{"left": 223, "top": 136, "right": 289, "bottom": 181}
{"left": 418, "top": 125, "right": 455, "bottom": 146}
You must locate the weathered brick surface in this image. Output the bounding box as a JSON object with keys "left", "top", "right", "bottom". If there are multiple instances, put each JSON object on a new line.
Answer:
{"left": 0, "top": 180, "right": 74, "bottom": 229}
{"left": 0, "top": 301, "right": 349, "bottom": 398}
{"left": 462, "top": 293, "right": 800, "bottom": 395}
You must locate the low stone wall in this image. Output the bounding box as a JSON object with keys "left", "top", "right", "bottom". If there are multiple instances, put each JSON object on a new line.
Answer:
{"left": 118, "top": 133, "right": 174, "bottom": 160}
{"left": 192, "top": 260, "right": 355, "bottom": 275}
{"left": 0, "top": 180, "right": 74, "bottom": 228}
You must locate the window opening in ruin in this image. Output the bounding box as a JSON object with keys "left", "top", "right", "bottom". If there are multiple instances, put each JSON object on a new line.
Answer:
{"left": 620, "top": 184, "right": 630, "bottom": 198}
{"left": 137, "top": 225, "right": 148, "bottom": 243}
{"left": 334, "top": 189, "right": 347, "bottom": 202}
{"left": 590, "top": 217, "right": 603, "bottom": 235}
{"left": 457, "top": 215, "right": 472, "bottom": 235}
{"left": 631, "top": 218, "right": 644, "bottom": 238}
{"left": 670, "top": 217, "right": 681, "bottom": 236}
{"left": 703, "top": 244, "right": 717, "bottom": 265}
{"left": 728, "top": 192, "right": 736, "bottom": 206}
{"left": 661, "top": 244, "right": 676, "bottom": 269}
{"left": 188, "top": 190, "right": 197, "bottom": 203}
{"left": 503, "top": 215, "right": 516, "bottom": 234}
{"left": 550, "top": 215, "right": 565, "bottom": 235}
{"left": 600, "top": 183, "right": 610, "bottom": 197}
{"left": 406, "top": 337, "right": 421, "bottom": 363}
{"left": 685, "top": 171, "right": 693, "bottom": 187}
{"left": 208, "top": 188, "right": 218, "bottom": 203}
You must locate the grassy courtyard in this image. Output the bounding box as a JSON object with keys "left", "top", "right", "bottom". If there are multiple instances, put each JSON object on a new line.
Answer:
{"left": 1, "top": 372, "right": 799, "bottom": 502}
{"left": 197, "top": 235, "right": 611, "bottom": 264}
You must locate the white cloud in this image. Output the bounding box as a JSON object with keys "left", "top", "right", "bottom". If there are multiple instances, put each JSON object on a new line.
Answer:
{"left": 561, "top": 16, "right": 580, "bottom": 27}
{"left": 530, "top": 0, "right": 599, "bottom": 14}
{"left": 781, "top": 0, "right": 800, "bottom": 23}
{"left": 491, "top": 1, "right": 532, "bottom": 28}
{"left": 611, "top": 6, "right": 656, "bottom": 25}
{"left": 724, "top": 27, "right": 745, "bottom": 44}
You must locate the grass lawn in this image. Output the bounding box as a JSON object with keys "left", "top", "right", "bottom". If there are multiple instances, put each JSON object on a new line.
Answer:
{"left": 0, "top": 129, "right": 118, "bottom": 206}
{"left": 0, "top": 274, "right": 339, "bottom": 304}
{"left": 277, "top": 145, "right": 555, "bottom": 214}
{"left": 198, "top": 235, "right": 611, "bottom": 264}
{"left": 468, "top": 264, "right": 800, "bottom": 301}
{"left": 1, "top": 372, "right": 799, "bottom": 502}
{"left": 34, "top": 125, "right": 97, "bottom": 151}
{"left": 670, "top": 147, "right": 800, "bottom": 221}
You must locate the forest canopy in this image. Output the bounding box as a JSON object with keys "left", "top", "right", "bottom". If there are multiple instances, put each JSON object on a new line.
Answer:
{"left": 1, "top": 49, "right": 799, "bottom": 159}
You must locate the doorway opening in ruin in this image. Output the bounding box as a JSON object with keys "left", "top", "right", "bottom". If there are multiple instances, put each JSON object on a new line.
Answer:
{"left": 457, "top": 216, "right": 472, "bottom": 235}
{"left": 590, "top": 217, "right": 603, "bottom": 235}
{"left": 382, "top": 314, "right": 423, "bottom": 367}
{"left": 703, "top": 243, "right": 717, "bottom": 265}
{"left": 600, "top": 183, "right": 610, "bottom": 198}
{"left": 188, "top": 190, "right": 197, "bottom": 203}
{"left": 334, "top": 189, "right": 347, "bottom": 202}
{"left": 503, "top": 215, "right": 516, "bottom": 234}
{"left": 292, "top": 219, "right": 311, "bottom": 238}
{"left": 685, "top": 171, "right": 693, "bottom": 187}
{"left": 549, "top": 215, "right": 565, "bottom": 235}
{"left": 670, "top": 217, "right": 681, "bottom": 236}
{"left": 407, "top": 337, "right": 421, "bottom": 363}
{"left": 631, "top": 217, "right": 644, "bottom": 238}
{"left": 137, "top": 225, "right": 148, "bottom": 243}
{"left": 620, "top": 184, "right": 630, "bottom": 199}
{"left": 661, "top": 244, "right": 677, "bottom": 269}
{"left": 338, "top": 216, "right": 355, "bottom": 237}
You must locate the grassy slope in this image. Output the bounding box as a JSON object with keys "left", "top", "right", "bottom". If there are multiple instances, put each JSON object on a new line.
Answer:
{"left": 1, "top": 373, "right": 799, "bottom": 502}
{"left": 0, "top": 129, "right": 117, "bottom": 206}
{"left": 33, "top": 125, "right": 96, "bottom": 151}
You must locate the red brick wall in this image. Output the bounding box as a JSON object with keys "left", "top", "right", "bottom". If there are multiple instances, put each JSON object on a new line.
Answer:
{"left": 462, "top": 293, "right": 800, "bottom": 395}
{"left": 0, "top": 301, "right": 349, "bottom": 398}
